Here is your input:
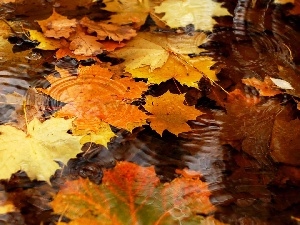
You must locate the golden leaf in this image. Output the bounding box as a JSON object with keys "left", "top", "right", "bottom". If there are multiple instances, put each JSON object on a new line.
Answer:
{"left": 154, "top": 0, "right": 230, "bottom": 31}
{"left": 114, "top": 32, "right": 217, "bottom": 87}
{"left": 0, "top": 117, "right": 82, "bottom": 182}
{"left": 145, "top": 91, "right": 203, "bottom": 135}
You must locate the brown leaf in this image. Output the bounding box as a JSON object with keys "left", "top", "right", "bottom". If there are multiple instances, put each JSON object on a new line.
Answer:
{"left": 242, "top": 76, "right": 282, "bottom": 96}
{"left": 37, "top": 9, "right": 77, "bottom": 39}
{"left": 80, "top": 17, "right": 137, "bottom": 42}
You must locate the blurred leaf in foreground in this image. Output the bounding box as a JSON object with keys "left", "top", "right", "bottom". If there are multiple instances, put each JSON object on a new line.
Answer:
{"left": 52, "top": 161, "right": 218, "bottom": 225}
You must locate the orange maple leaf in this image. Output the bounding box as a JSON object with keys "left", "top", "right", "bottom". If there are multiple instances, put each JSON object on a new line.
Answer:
{"left": 145, "top": 91, "right": 203, "bottom": 135}
{"left": 51, "top": 161, "right": 217, "bottom": 225}
{"left": 39, "top": 65, "right": 148, "bottom": 132}
{"left": 37, "top": 9, "right": 77, "bottom": 39}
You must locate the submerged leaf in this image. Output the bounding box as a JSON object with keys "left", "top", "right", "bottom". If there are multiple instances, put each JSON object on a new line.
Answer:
{"left": 52, "top": 161, "right": 216, "bottom": 225}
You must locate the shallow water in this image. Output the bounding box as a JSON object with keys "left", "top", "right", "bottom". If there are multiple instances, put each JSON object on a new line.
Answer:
{"left": 0, "top": 0, "right": 300, "bottom": 224}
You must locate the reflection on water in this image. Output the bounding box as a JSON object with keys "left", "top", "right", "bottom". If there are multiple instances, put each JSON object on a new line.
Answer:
{"left": 0, "top": 0, "right": 300, "bottom": 224}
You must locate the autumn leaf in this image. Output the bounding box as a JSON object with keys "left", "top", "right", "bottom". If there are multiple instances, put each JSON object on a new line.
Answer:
{"left": 52, "top": 161, "right": 217, "bottom": 225}
{"left": 37, "top": 9, "right": 77, "bottom": 39}
{"left": 154, "top": 0, "right": 230, "bottom": 31}
{"left": 274, "top": 0, "right": 294, "bottom": 4}
{"left": 114, "top": 32, "right": 217, "bottom": 87}
{"left": 28, "top": 30, "right": 63, "bottom": 50}
{"left": 80, "top": 17, "right": 137, "bottom": 42}
{"left": 0, "top": 117, "right": 82, "bottom": 182}
{"left": 38, "top": 65, "right": 148, "bottom": 132}
{"left": 102, "top": 0, "right": 162, "bottom": 27}
{"left": 145, "top": 91, "right": 202, "bottom": 135}
{"left": 242, "top": 76, "right": 282, "bottom": 96}
{"left": 69, "top": 26, "right": 104, "bottom": 56}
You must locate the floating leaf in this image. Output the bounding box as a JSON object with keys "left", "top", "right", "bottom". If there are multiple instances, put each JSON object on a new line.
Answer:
{"left": 52, "top": 161, "right": 216, "bottom": 225}
{"left": 37, "top": 9, "right": 77, "bottom": 39}
{"left": 154, "top": 0, "right": 230, "bottom": 31}
{"left": 145, "top": 91, "right": 203, "bottom": 135}
{"left": 0, "top": 117, "right": 82, "bottom": 182}
{"left": 39, "top": 65, "right": 148, "bottom": 132}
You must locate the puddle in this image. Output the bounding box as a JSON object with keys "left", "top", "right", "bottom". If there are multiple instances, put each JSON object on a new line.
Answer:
{"left": 0, "top": 0, "right": 300, "bottom": 224}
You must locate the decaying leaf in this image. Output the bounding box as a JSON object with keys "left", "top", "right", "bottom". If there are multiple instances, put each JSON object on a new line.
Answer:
{"left": 52, "top": 161, "right": 217, "bottom": 225}
{"left": 80, "top": 17, "right": 137, "bottom": 42}
{"left": 145, "top": 91, "right": 203, "bottom": 135}
{"left": 154, "top": 0, "right": 230, "bottom": 31}
{"left": 0, "top": 117, "right": 82, "bottom": 182}
{"left": 39, "top": 65, "right": 148, "bottom": 132}
{"left": 114, "top": 32, "right": 217, "bottom": 87}
{"left": 37, "top": 9, "right": 77, "bottom": 39}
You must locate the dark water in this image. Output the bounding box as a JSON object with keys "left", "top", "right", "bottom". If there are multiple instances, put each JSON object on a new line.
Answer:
{"left": 1, "top": 0, "right": 300, "bottom": 224}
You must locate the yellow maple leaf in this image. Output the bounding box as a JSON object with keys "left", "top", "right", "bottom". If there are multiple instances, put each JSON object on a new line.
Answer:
{"left": 37, "top": 9, "right": 77, "bottom": 39}
{"left": 102, "top": 0, "right": 162, "bottom": 27}
{"left": 114, "top": 32, "right": 217, "bottom": 87}
{"left": 154, "top": 0, "right": 230, "bottom": 31}
{"left": 145, "top": 91, "right": 203, "bottom": 135}
{"left": 80, "top": 17, "right": 137, "bottom": 42}
{"left": 28, "top": 30, "right": 62, "bottom": 50}
{"left": 39, "top": 65, "right": 148, "bottom": 132}
{"left": 0, "top": 117, "right": 82, "bottom": 182}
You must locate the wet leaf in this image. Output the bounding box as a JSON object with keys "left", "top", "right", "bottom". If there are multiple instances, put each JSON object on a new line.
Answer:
{"left": 242, "top": 76, "right": 282, "bottom": 96}
{"left": 28, "top": 30, "right": 62, "bottom": 50}
{"left": 0, "top": 117, "right": 82, "bottom": 182}
{"left": 145, "top": 91, "right": 203, "bottom": 135}
{"left": 69, "top": 26, "right": 104, "bottom": 56}
{"left": 80, "top": 17, "right": 137, "bottom": 42}
{"left": 154, "top": 0, "right": 230, "bottom": 31}
{"left": 39, "top": 65, "right": 148, "bottom": 132}
{"left": 52, "top": 161, "right": 217, "bottom": 225}
{"left": 102, "top": 0, "right": 162, "bottom": 27}
{"left": 37, "top": 9, "right": 77, "bottom": 39}
{"left": 114, "top": 32, "right": 217, "bottom": 87}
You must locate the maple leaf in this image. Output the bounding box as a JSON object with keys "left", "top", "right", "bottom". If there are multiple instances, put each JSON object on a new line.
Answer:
{"left": 144, "top": 91, "right": 203, "bottom": 135}
{"left": 80, "top": 17, "right": 137, "bottom": 42}
{"left": 102, "top": 0, "right": 162, "bottom": 27}
{"left": 52, "top": 161, "right": 218, "bottom": 225}
{"left": 69, "top": 26, "right": 104, "bottom": 56}
{"left": 114, "top": 32, "right": 217, "bottom": 87}
{"left": 0, "top": 117, "right": 82, "bottom": 182}
{"left": 154, "top": 0, "right": 230, "bottom": 31}
{"left": 38, "top": 65, "right": 148, "bottom": 132}
{"left": 37, "top": 9, "right": 77, "bottom": 39}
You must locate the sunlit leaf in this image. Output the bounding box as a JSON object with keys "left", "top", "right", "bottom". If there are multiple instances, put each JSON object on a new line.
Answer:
{"left": 154, "top": 0, "right": 230, "bottom": 31}
{"left": 0, "top": 117, "right": 83, "bottom": 182}
{"left": 145, "top": 91, "right": 203, "bottom": 135}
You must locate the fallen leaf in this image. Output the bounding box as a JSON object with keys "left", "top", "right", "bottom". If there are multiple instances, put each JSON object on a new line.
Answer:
{"left": 37, "top": 9, "right": 77, "bottom": 39}
{"left": 274, "top": 0, "right": 294, "bottom": 4}
{"left": 154, "top": 0, "right": 230, "bottom": 31}
{"left": 102, "top": 0, "right": 162, "bottom": 27}
{"left": 114, "top": 32, "right": 217, "bottom": 87}
{"left": 39, "top": 65, "right": 148, "bottom": 132}
{"left": 0, "top": 117, "right": 82, "bottom": 182}
{"left": 28, "top": 30, "right": 62, "bottom": 50}
{"left": 145, "top": 91, "right": 202, "bottom": 135}
{"left": 269, "top": 77, "right": 294, "bottom": 90}
{"left": 69, "top": 26, "right": 104, "bottom": 56}
{"left": 80, "top": 17, "right": 137, "bottom": 42}
{"left": 52, "top": 161, "right": 216, "bottom": 225}
{"left": 242, "top": 76, "right": 282, "bottom": 96}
